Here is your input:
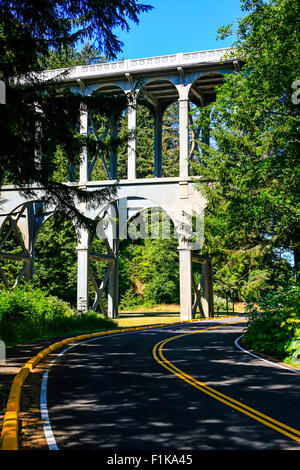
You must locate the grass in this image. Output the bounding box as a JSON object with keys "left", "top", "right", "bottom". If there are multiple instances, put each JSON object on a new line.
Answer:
{"left": 0, "top": 291, "right": 246, "bottom": 345}
{"left": 116, "top": 311, "right": 181, "bottom": 328}
{"left": 116, "top": 302, "right": 245, "bottom": 328}
{"left": 2, "top": 313, "right": 119, "bottom": 346}
{"left": 114, "top": 302, "right": 245, "bottom": 328}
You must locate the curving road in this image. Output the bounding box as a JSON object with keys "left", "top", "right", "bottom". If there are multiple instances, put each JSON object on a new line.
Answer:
{"left": 41, "top": 317, "right": 300, "bottom": 451}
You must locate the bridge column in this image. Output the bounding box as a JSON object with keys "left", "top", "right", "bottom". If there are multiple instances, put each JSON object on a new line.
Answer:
{"left": 154, "top": 107, "right": 163, "bottom": 177}
{"left": 110, "top": 119, "right": 118, "bottom": 180}
{"left": 177, "top": 85, "right": 190, "bottom": 179}
{"left": 76, "top": 227, "right": 90, "bottom": 313}
{"left": 79, "top": 103, "right": 89, "bottom": 183}
{"left": 23, "top": 204, "right": 35, "bottom": 283}
{"left": 178, "top": 247, "right": 193, "bottom": 321}
{"left": 202, "top": 260, "right": 214, "bottom": 317}
{"left": 127, "top": 93, "right": 137, "bottom": 180}
{"left": 107, "top": 204, "right": 119, "bottom": 318}
{"left": 34, "top": 103, "right": 42, "bottom": 174}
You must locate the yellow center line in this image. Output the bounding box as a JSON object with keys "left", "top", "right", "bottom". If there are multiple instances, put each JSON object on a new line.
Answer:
{"left": 152, "top": 321, "right": 300, "bottom": 445}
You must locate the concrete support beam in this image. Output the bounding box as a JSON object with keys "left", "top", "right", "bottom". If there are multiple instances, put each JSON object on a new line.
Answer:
{"left": 127, "top": 94, "right": 137, "bottom": 180}
{"left": 76, "top": 227, "right": 89, "bottom": 313}
{"left": 89, "top": 253, "right": 115, "bottom": 263}
{"left": 0, "top": 252, "right": 31, "bottom": 262}
{"left": 34, "top": 103, "right": 43, "bottom": 174}
{"left": 178, "top": 248, "right": 192, "bottom": 321}
{"left": 190, "top": 86, "right": 204, "bottom": 106}
{"left": 154, "top": 107, "right": 163, "bottom": 177}
{"left": 108, "top": 256, "right": 118, "bottom": 318}
{"left": 178, "top": 97, "right": 189, "bottom": 179}
{"left": 79, "top": 103, "right": 89, "bottom": 184}
{"left": 191, "top": 253, "right": 209, "bottom": 264}
{"left": 202, "top": 260, "right": 214, "bottom": 318}
{"left": 110, "top": 119, "right": 118, "bottom": 180}
{"left": 106, "top": 204, "right": 119, "bottom": 318}
{"left": 23, "top": 204, "right": 35, "bottom": 283}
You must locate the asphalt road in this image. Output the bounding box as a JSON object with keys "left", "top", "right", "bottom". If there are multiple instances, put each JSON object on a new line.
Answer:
{"left": 42, "top": 317, "right": 300, "bottom": 451}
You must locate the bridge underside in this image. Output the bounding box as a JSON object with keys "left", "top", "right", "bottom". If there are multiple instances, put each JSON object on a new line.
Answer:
{"left": 0, "top": 178, "right": 213, "bottom": 319}
{"left": 0, "top": 48, "right": 240, "bottom": 319}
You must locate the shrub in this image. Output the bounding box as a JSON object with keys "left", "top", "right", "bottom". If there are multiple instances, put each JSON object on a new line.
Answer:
{"left": 243, "top": 285, "right": 300, "bottom": 363}
{"left": 119, "top": 288, "right": 144, "bottom": 310}
{"left": 0, "top": 284, "right": 117, "bottom": 344}
{"left": 214, "top": 296, "right": 227, "bottom": 312}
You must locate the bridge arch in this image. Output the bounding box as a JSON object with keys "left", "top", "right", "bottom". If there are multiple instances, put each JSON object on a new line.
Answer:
{"left": 0, "top": 48, "right": 237, "bottom": 318}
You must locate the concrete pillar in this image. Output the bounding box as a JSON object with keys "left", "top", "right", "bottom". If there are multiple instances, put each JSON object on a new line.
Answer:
{"left": 23, "top": 204, "right": 35, "bottom": 283}
{"left": 107, "top": 205, "right": 119, "bottom": 318}
{"left": 154, "top": 107, "right": 163, "bottom": 177}
{"left": 178, "top": 93, "right": 189, "bottom": 179}
{"left": 127, "top": 95, "right": 137, "bottom": 180}
{"left": 79, "top": 103, "right": 89, "bottom": 183}
{"left": 178, "top": 248, "right": 192, "bottom": 321}
{"left": 77, "top": 101, "right": 89, "bottom": 311}
{"left": 202, "top": 261, "right": 214, "bottom": 317}
{"left": 110, "top": 120, "right": 118, "bottom": 180}
{"left": 107, "top": 256, "right": 118, "bottom": 318}
{"left": 76, "top": 227, "right": 89, "bottom": 313}
{"left": 34, "top": 103, "right": 42, "bottom": 174}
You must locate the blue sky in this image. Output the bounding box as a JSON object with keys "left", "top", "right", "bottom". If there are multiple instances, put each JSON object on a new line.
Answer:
{"left": 113, "top": 0, "right": 245, "bottom": 60}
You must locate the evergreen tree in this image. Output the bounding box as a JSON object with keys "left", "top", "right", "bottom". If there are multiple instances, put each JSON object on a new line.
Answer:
{"left": 0, "top": 1, "right": 153, "bottom": 226}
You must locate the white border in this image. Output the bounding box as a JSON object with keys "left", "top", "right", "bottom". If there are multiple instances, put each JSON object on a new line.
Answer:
{"left": 234, "top": 335, "right": 300, "bottom": 375}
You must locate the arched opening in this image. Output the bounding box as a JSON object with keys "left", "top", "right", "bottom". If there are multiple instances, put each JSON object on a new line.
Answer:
{"left": 161, "top": 101, "right": 179, "bottom": 177}
{"left": 136, "top": 79, "right": 179, "bottom": 178}
{"left": 89, "top": 83, "right": 128, "bottom": 181}
{"left": 88, "top": 211, "right": 117, "bottom": 315}
{"left": 34, "top": 211, "right": 77, "bottom": 306}
{"left": 188, "top": 73, "right": 225, "bottom": 175}
{"left": 136, "top": 104, "right": 155, "bottom": 179}
{"left": 0, "top": 215, "right": 27, "bottom": 289}
{"left": 118, "top": 202, "right": 180, "bottom": 315}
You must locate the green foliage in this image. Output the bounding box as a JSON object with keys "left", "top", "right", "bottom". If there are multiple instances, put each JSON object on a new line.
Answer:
{"left": 136, "top": 106, "right": 155, "bottom": 178}
{"left": 0, "top": 1, "right": 152, "bottom": 225}
{"left": 138, "top": 238, "right": 180, "bottom": 305}
{"left": 0, "top": 218, "right": 25, "bottom": 289}
{"left": 192, "top": 0, "right": 299, "bottom": 300}
{"left": 1, "top": 0, "right": 153, "bottom": 78}
{"left": 243, "top": 285, "right": 300, "bottom": 362}
{"left": 41, "top": 43, "right": 107, "bottom": 69}
{"left": 118, "top": 212, "right": 184, "bottom": 308}
{"left": 119, "top": 287, "right": 144, "bottom": 310}
{"left": 240, "top": 269, "right": 270, "bottom": 301}
{"left": 88, "top": 235, "right": 112, "bottom": 308}
{"left": 34, "top": 212, "right": 77, "bottom": 305}
{"left": 214, "top": 296, "right": 228, "bottom": 312}
{"left": 0, "top": 284, "right": 117, "bottom": 345}
{"left": 162, "top": 103, "right": 179, "bottom": 177}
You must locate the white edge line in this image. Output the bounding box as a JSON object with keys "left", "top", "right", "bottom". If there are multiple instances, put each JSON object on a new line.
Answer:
{"left": 234, "top": 335, "right": 300, "bottom": 375}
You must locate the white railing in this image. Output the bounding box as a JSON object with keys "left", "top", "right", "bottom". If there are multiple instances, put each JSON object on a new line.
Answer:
{"left": 37, "top": 47, "right": 233, "bottom": 83}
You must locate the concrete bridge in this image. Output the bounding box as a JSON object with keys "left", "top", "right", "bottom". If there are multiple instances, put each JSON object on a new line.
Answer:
{"left": 0, "top": 48, "right": 240, "bottom": 320}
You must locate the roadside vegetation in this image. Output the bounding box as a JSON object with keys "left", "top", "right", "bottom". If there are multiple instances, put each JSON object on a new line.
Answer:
{"left": 242, "top": 285, "right": 300, "bottom": 366}
{"left": 0, "top": 285, "right": 117, "bottom": 345}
